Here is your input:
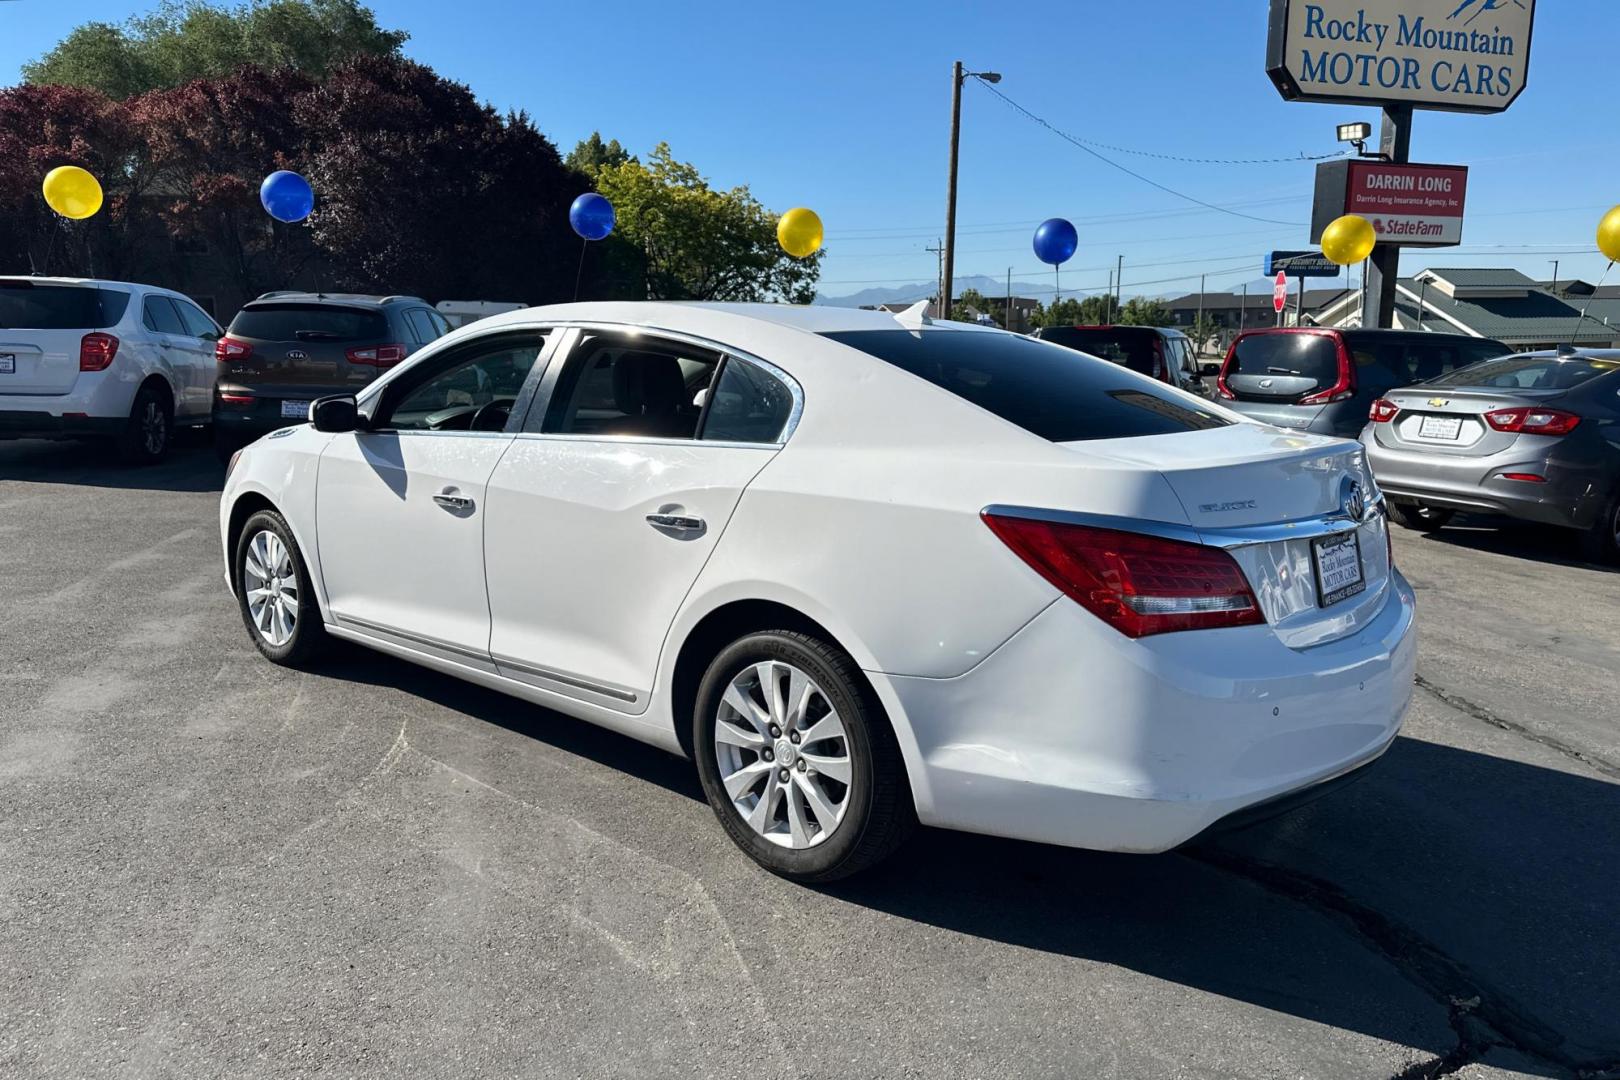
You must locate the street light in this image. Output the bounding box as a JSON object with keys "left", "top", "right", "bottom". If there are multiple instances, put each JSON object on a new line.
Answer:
{"left": 1336, "top": 121, "right": 1372, "bottom": 156}
{"left": 942, "top": 62, "right": 1000, "bottom": 320}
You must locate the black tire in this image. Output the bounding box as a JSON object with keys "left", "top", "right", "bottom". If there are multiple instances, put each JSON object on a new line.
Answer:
{"left": 693, "top": 630, "right": 914, "bottom": 882}
{"left": 1578, "top": 492, "right": 1620, "bottom": 565}
{"left": 115, "top": 382, "right": 172, "bottom": 465}
{"left": 1387, "top": 499, "right": 1455, "bottom": 532}
{"left": 234, "top": 508, "right": 329, "bottom": 666}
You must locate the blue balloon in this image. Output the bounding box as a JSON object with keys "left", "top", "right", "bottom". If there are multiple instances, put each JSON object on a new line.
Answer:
{"left": 570, "top": 193, "right": 615, "bottom": 241}
{"left": 260, "top": 170, "right": 314, "bottom": 223}
{"left": 1033, "top": 217, "right": 1078, "bottom": 266}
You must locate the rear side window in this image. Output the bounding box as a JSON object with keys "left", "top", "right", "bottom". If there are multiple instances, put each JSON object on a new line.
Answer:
{"left": 701, "top": 358, "right": 795, "bottom": 443}
{"left": 821, "top": 329, "right": 1229, "bottom": 443}
{"left": 0, "top": 283, "right": 129, "bottom": 329}
{"left": 1038, "top": 326, "right": 1159, "bottom": 377}
{"left": 173, "top": 299, "right": 219, "bottom": 338}
{"left": 1428, "top": 356, "right": 1616, "bottom": 391}
{"left": 143, "top": 296, "right": 186, "bottom": 335}
{"left": 229, "top": 304, "right": 388, "bottom": 342}
{"left": 1230, "top": 333, "right": 1341, "bottom": 387}
{"left": 406, "top": 309, "right": 440, "bottom": 344}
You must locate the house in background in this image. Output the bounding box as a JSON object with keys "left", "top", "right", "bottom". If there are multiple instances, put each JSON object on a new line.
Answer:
{"left": 1301, "top": 268, "right": 1620, "bottom": 351}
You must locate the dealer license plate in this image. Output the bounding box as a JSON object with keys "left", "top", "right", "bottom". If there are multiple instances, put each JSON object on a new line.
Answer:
{"left": 1418, "top": 415, "right": 1462, "bottom": 440}
{"left": 0, "top": 353, "right": 14, "bottom": 374}
{"left": 1312, "top": 532, "right": 1366, "bottom": 608}
{"left": 280, "top": 400, "right": 312, "bottom": 419}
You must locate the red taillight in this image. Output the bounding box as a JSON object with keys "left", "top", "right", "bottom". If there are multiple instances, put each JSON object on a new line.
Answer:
{"left": 1499, "top": 472, "right": 1547, "bottom": 483}
{"left": 79, "top": 332, "right": 119, "bottom": 372}
{"left": 1215, "top": 342, "right": 1237, "bottom": 399}
{"left": 219, "top": 392, "right": 254, "bottom": 405}
{"left": 346, "top": 344, "right": 406, "bottom": 368}
{"left": 1152, "top": 338, "right": 1170, "bottom": 383}
{"left": 1369, "top": 398, "right": 1399, "bottom": 423}
{"left": 982, "top": 513, "right": 1263, "bottom": 638}
{"left": 1483, "top": 406, "right": 1580, "bottom": 436}
{"left": 1297, "top": 334, "right": 1355, "bottom": 405}
{"left": 216, "top": 336, "right": 253, "bottom": 363}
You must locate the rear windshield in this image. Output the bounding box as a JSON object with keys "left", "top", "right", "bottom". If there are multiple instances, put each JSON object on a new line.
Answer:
{"left": 1037, "top": 326, "right": 1158, "bottom": 377}
{"left": 229, "top": 303, "right": 387, "bottom": 342}
{"left": 0, "top": 282, "right": 130, "bottom": 330}
{"left": 821, "top": 329, "right": 1229, "bottom": 442}
{"left": 1230, "top": 333, "right": 1340, "bottom": 386}
{"left": 1427, "top": 356, "right": 1618, "bottom": 391}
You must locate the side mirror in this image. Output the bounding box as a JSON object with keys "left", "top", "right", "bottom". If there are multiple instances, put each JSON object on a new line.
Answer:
{"left": 1200, "top": 362, "right": 1222, "bottom": 378}
{"left": 310, "top": 394, "right": 359, "bottom": 433}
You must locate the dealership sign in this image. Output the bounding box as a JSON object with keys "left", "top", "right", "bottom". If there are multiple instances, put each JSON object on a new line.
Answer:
{"left": 1312, "top": 161, "right": 1468, "bottom": 247}
{"left": 1267, "top": 0, "right": 1536, "bottom": 113}
{"left": 1265, "top": 250, "right": 1340, "bottom": 278}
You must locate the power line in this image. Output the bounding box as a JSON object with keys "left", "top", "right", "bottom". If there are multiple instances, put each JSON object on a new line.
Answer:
{"left": 969, "top": 77, "right": 1311, "bottom": 226}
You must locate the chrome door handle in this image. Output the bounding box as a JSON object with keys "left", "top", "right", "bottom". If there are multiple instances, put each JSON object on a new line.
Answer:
{"left": 433, "top": 491, "right": 474, "bottom": 511}
{"left": 646, "top": 512, "right": 704, "bottom": 532}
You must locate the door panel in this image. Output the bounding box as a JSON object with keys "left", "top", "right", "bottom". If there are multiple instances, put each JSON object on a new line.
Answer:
{"left": 484, "top": 437, "right": 776, "bottom": 711}
{"left": 316, "top": 431, "right": 513, "bottom": 662}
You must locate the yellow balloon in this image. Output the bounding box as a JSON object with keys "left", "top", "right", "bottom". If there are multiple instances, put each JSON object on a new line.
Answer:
{"left": 42, "top": 166, "right": 104, "bottom": 220}
{"left": 777, "top": 207, "right": 823, "bottom": 259}
{"left": 1597, "top": 205, "right": 1620, "bottom": 263}
{"left": 1321, "top": 213, "right": 1377, "bottom": 266}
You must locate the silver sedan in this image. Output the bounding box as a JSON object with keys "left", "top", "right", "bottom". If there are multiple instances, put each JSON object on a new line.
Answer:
{"left": 1361, "top": 348, "right": 1620, "bottom": 562}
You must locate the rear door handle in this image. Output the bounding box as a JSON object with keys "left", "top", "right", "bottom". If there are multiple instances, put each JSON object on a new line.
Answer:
{"left": 433, "top": 490, "right": 475, "bottom": 511}
{"left": 646, "top": 512, "right": 704, "bottom": 532}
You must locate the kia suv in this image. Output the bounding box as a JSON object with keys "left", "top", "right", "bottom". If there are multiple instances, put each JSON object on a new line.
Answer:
{"left": 0, "top": 276, "right": 221, "bottom": 463}
{"left": 1216, "top": 328, "right": 1508, "bottom": 438}
{"left": 212, "top": 292, "right": 450, "bottom": 457}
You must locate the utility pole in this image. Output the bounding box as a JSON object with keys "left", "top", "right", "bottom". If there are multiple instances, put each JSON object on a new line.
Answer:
{"left": 1005, "top": 266, "right": 1012, "bottom": 330}
{"left": 942, "top": 62, "right": 1001, "bottom": 322}
{"left": 1241, "top": 282, "right": 1248, "bottom": 331}
{"left": 1114, "top": 255, "right": 1123, "bottom": 321}
{"left": 925, "top": 239, "right": 944, "bottom": 316}
{"left": 1549, "top": 259, "right": 1560, "bottom": 296}
{"left": 1362, "top": 104, "right": 1411, "bottom": 329}
{"left": 1105, "top": 268, "right": 1113, "bottom": 319}
{"left": 1196, "top": 274, "right": 1206, "bottom": 357}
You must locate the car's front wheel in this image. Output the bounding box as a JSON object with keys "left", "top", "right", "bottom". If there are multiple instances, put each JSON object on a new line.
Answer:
{"left": 235, "top": 509, "right": 328, "bottom": 666}
{"left": 1387, "top": 499, "right": 1454, "bottom": 532}
{"left": 693, "top": 631, "right": 913, "bottom": 881}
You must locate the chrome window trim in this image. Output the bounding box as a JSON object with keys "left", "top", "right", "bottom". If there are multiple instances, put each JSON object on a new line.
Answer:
{"left": 982, "top": 497, "right": 1387, "bottom": 550}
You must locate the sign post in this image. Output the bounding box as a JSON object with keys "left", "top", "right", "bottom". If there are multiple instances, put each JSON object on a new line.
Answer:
{"left": 1265, "top": 0, "right": 1536, "bottom": 328}
{"left": 1273, "top": 271, "right": 1288, "bottom": 326}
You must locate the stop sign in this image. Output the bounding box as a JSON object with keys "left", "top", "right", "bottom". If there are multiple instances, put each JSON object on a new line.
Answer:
{"left": 1273, "top": 270, "right": 1288, "bottom": 313}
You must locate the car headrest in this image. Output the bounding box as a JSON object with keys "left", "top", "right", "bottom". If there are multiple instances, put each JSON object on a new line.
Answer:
{"left": 611, "top": 352, "right": 686, "bottom": 416}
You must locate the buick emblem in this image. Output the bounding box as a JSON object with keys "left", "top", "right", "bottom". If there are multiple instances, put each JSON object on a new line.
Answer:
{"left": 1340, "top": 478, "right": 1366, "bottom": 522}
{"left": 286, "top": 349, "right": 308, "bottom": 360}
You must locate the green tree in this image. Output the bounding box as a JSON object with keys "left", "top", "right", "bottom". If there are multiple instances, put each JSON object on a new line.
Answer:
{"left": 23, "top": 0, "right": 407, "bottom": 99}
{"left": 953, "top": 287, "right": 994, "bottom": 324}
{"left": 593, "top": 143, "right": 822, "bottom": 303}
{"left": 566, "top": 132, "right": 634, "bottom": 178}
{"left": 1118, "top": 296, "right": 1171, "bottom": 326}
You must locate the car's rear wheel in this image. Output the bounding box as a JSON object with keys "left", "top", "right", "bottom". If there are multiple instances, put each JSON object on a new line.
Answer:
{"left": 116, "top": 383, "right": 171, "bottom": 465}
{"left": 1387, "top": 500, "right": 1454, "bottom": 532}
{"left": 235, "top": 509, "right": 328, "bottom": 666}
{"left": 1579, "top": 492, "right": 1620, "bottom": 565}
{"left": 693, "top": 631, "right": 913, "bottom": 881}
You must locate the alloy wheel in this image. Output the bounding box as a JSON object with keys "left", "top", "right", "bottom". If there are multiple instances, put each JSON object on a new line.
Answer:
{"left": 141, "top": 399, "right": 167, "bottom": 456}
{"left": 712, "top": 660, "right": 852, "bottom": 849}
{"left": 243, "top": 529, "right": 299, "bottom": 647}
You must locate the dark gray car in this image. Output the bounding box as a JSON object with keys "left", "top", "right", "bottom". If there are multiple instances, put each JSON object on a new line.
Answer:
{"left": 212, "top": 292, "right": 451, "bottom": 456}
{"left": 1217, "top": 328, "right": 1509, "bottom": 438}
{"left": 1361, "top": 349, "right": 1620, "bottom": 562}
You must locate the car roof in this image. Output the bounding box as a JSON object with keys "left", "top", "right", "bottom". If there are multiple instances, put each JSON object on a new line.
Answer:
{"left": 0, "top": 276, "right": 145, "bottom": 291}
{"left": 473, "top": 300, "right": 1005, "bottom": 338}
{"left": 1500, "top": 348, "right": 1620, "bottom": 361}
{"left": 246, "top": 291, "right": 426, "bottom": 307}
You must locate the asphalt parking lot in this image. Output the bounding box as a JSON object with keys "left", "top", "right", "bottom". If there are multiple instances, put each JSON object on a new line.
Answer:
{"left": 2, "top": 438, "right": 1617, "bottom": 1080}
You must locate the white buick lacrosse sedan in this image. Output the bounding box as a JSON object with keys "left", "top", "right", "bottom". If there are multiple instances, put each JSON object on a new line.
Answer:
{"left": 220, "top": 302, "right": 1416, "bottom": 880}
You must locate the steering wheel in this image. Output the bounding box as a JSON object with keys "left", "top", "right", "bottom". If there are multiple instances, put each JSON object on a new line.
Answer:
{"left": 470, "top": 398, "right": 513, "bottom": 432}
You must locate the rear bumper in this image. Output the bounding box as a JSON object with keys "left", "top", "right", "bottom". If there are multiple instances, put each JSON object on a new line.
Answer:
{"left": 1362, "top": 430, "right": 1604, "bottom": 530}
{"left": 873, "top": 570, "right": 1417, "bottom": 854}
{"left": 212, "top": 387, "right": 319, "bottom": 438}
{"left": 1223, "top": 398, "right": 1364, "bottom": 439}
{"left": 0, "top": 409, "right": 122, "bottom": 440}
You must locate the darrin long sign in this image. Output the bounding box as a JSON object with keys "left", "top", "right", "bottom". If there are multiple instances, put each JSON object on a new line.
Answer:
{"left": 1266, "top": 0, "right": 1536, "bottom": 114}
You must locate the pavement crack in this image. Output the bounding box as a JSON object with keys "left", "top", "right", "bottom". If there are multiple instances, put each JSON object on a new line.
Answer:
{"left": 1186, "top": 845, "right": 1613, "bottom": 1079}
{"left": 1415, "top": 673, "right": 1620, "bottom": 781}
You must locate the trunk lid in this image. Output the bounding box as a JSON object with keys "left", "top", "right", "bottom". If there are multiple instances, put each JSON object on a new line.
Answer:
{"left": 0, "top": 281, "right": 129, "bottom": 395}
{"left": 221, "top": 303, "right": 393, "bottom": 389}
{"left": 1065, "top": 425, "right": 1391, "bottom": 648}
{"left": 1373, "top": 386, "right": 1564, "bottom": 457}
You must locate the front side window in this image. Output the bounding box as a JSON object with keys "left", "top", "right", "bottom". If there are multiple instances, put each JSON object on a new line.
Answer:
{"left": 541, "top": 332, "right": 720, "bottom": 439}
{"left": 702, "top": 358, "right": 795, "bottom": 443}
{"left": 380, "top": 334, "right": 548, "bottom": 432}
{"left": 822, "top": 329, "right": 1229, "bottom": 443}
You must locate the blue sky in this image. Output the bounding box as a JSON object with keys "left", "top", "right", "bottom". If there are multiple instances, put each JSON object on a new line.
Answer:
{"left": 2, "top": 0, "right": 1613, "bottom": 300}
